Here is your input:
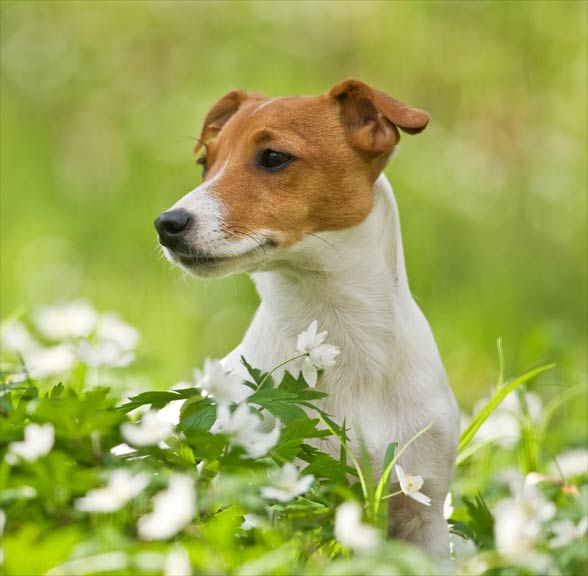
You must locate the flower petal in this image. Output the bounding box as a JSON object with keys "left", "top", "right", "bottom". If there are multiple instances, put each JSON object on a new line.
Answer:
{"left": 301, "top": 358, "right": 318, "bottom": 387}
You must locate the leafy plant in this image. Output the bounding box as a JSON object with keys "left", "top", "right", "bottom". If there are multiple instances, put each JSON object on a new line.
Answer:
{"left": 0, "top": 306, "right": 586, "bottom": 576}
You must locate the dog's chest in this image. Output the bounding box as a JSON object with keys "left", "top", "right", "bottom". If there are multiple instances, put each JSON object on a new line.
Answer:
{"left": 235, "top": 320, "right": 412, "bottom": 469}
{"left": 316, "top": 362, "right": 408, "bottom": 466}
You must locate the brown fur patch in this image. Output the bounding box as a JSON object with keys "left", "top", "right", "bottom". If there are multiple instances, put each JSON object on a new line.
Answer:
{"left": 196, "top": 83, "right": 428, "bottom": 247}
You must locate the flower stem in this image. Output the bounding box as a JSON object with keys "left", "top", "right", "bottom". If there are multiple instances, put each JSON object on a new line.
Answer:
{"left": 380, "top": 490, "right": 403, "bottom": 501}
{"left": 257, "top": 353, "right": 308, "bottom": 391}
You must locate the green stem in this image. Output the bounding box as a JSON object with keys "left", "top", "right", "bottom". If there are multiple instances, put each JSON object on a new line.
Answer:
{"left": 257, "top": 353, "right": 308, "bottom": 391}
{"left": 319, "top": 415, "right": 370, "bottom": 504}
{"left": 380, "top": 489, "right": 403, "bottom": 501}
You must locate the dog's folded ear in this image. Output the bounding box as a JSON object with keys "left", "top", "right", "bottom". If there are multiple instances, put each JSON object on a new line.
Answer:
{"left": 328, "top": 79, "right": 430, "bottom": 157}
{"left": 195, "top": 90, "right": 266, "bottom": 153}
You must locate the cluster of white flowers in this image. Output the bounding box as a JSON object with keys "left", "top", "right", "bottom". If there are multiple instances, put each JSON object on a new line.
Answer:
{"left": 7, "top": 423, "right": 55, "bottom": 463}
{"left": 493, "top": 474, "right": 556, "bottom": 572}
{"left": 211, "top": 404, "right": 280, "bottom": 459}
{"left": 75, "top": 470, "right": 150, "bottom": 513}
{"left": 138, "top": 474, "right": 196, "bottom": 541}
{"left": 74, "top": 470, "right": 196, "bottom": 543}
{"left": 550, "top": 517, "right": 588, "bottom": 548}
{"left": 194, "top": 358, "right": 253, "bottom": 404}
{"left": 0, "top": 300, "right": 141, "bottom": 379}
{"left": 261, "top": 463, "right": 315, "bottom": 502}
{"left": 200, "top": 321, "right": 340, "bottom": 464}
{"left": 121, "top": 410, "right": 174, "bottom": 447}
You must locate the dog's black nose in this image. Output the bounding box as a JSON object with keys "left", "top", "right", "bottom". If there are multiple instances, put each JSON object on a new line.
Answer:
{"left": 154, "top": 209, "right": 192, "bottom": 248}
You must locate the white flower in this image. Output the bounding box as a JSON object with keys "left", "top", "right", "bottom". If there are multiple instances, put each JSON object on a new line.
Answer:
{"left": 75, "top": 469, "right": 150, "bottom": 513}
{"left": 156, "top": 400, "right": 184, "bottom": 427}
{"left": 23, "top": 345, "right": 76, "bottom": 379}
{"left": 164, "top": 545, "right": 191, "bottom": 576}
{"left": 76, "top": 339, "right": 135, "bottom": 368}
{"left": 121, "top": 411, "right": 174, "bottom": 447}
{"left": 261, "top": 463, "right": 314, "bottom": 502}
{"left": 444, "top": 492, "right": 454, "bottom": 519}
{"left": 96, "top": 313, "right": 140, "bottom": 350}
{"left": 550, "top": 448, "right": 588, "bottom": 480}
{"left": 335, "top": 501, "right": 381, "bottom": 552}
{"left": 211, "top": 404, "right": 280, "bottom": 458}
{"left": 8, "top": 423, "right": 54, "bottom": 462}
{"left": 450, "top": 534, "right": 478, "bottom": 559}
{"left": 0, "top": 320, "right": 38, "bottom": 355}
{"left": 138, "top": 474, "right": 195, "bottom": 540}
{"left": 297, "top": 320, "right": 328, "bottom": 353}
{"left": 34, "top": 300, "right": 97, "bottom": 340}
{"left": 395, "top": 465, "right": 431, "bottom": 506}
{"left": 472, "top": 391, "right": 543, "bottom": 448}
{"left": 550, "top": 517, "right": 588, "bottom": 548}
{"left": 295, "top": 320, "right": 340, "bottom": 387}
{"left": 193, "top": 358, "right": 253, "bottom": 405}
{"left": 493, "top": 480, "right": 555, "bottom": 572}
{"left": 241, "top": 513, "right": 264, "bottom": 530}
{"left": 74, "top": 312, "right": 139, "bottom": 368}
{"left": 110, "top": 443, "right": 136, "bottom": 456}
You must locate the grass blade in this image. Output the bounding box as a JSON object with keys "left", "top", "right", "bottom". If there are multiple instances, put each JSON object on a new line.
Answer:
{"left": 459, "top": 363, "right": 555, "bottom": 454}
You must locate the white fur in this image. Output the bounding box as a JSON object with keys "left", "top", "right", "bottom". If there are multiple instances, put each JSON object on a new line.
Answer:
{"left": 222, "top": 174, "right": 460, "bottom": 555}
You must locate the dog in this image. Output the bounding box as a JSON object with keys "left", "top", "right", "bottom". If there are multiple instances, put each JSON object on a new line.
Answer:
{"left": 155, "top": 80, "right": 460, "bottom": 556}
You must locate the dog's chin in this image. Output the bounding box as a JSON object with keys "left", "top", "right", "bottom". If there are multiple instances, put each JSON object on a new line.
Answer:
{"left": 162, "top": 245, "right": 274, "bottom": 278}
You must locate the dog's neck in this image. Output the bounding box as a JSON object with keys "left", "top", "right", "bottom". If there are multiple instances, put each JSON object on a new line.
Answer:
{"left": 251, "top": 174, "right": 412, "bottom": 370}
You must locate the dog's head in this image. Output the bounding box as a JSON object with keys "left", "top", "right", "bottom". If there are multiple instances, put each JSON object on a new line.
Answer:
{"left": 155, "top": 80, "right": 429, "bottom": 277}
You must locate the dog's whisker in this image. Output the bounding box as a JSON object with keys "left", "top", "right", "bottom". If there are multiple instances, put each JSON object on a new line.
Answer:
{"left": 224, "top": 224, "right": 271, "bottom": 268}
{"left": 307, "top": 233, "right": 344, "bottom": 266}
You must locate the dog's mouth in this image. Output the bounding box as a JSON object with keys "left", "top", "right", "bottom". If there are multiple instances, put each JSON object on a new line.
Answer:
{"left": 163, "top": 241, "right": 277, "bottom": 274}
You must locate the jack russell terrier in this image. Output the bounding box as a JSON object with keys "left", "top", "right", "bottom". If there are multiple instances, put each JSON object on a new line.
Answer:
{"left": 155, "top": 80, "right": 460, "bottom": 556}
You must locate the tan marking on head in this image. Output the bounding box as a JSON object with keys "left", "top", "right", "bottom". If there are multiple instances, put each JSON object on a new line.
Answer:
{"left": 194, "top": 81, "right": 429, "bottom": 247}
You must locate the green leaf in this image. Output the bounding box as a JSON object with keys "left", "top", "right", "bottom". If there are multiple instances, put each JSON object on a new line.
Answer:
{"left": 178, "top": 404, "right": 217, "bottom": 433}
{"left": 300, "top": 451, "right": 352, "bottom": 486}
{"left": 182, "top": 428, "right": 227, "bottom": 461}
{"left": 117, "top": 390, "right": 185, "bottom": 412}
{"left": 456, "top": 439, "right": 497, "bottom": 466}
{"left": 257, "top": 400, "right": 307, "bottom": 424}
{"left": 248, "top": 387, "right": 299, "bottom": 404}
{"left": 463, "top": 492, "right": 495, "bottom": 550}
{"left": 240, "top": 355, "right": 266, "bottom": 386}
{"left": 49, "top": 383, "right": 64, "bottom": 399}
{"left": 247, "top": 387, "right": 308, "bottom": 423}
{"left": 278, "top": 371, "right": 329, "bottom": 401}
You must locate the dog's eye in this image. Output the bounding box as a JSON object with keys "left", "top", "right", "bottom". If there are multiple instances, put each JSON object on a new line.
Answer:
{"left": 257, "top": 149, "right": 295, "bottom": 172}
{"left": 196, "top": 155, "right": 207, "bottom": 176}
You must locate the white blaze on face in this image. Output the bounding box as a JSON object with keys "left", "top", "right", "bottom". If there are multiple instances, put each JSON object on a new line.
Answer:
{"left": 163, "top": 159, "right": 266, "bottom": 260}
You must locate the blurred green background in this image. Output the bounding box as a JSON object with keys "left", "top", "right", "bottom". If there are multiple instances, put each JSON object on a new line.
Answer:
{"left": 1, "top": 0, "right": 586, "bottom": 406}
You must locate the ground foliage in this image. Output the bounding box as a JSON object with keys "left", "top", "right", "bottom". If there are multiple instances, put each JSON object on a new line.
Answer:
{"left": 1, "top": 306, "right": 586, "bottom": 576}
